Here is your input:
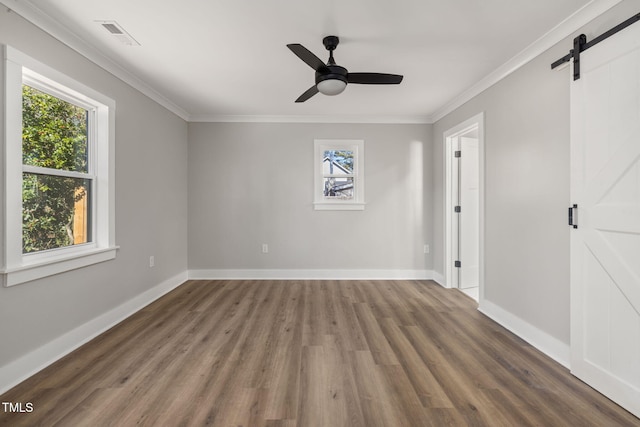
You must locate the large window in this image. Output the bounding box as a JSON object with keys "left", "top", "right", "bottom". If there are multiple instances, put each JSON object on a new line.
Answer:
{"left": 314, "top": 139, "right": 365, "bottom": 210}
{"left": 2, "top": 46, "right": 116, "bottom": 287}
{"left": 22, "top": 84, "right": 92, "bottom": 253}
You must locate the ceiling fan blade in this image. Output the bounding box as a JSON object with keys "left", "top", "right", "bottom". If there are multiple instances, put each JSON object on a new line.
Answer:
{"left": 287, "top": 44, "right": 327, "bottom": 71}
{"left": 295, "top": 85, "right": 319, "bottom": 103}
{"left": 347, "top": 73, "right": 403, "bottom": 84}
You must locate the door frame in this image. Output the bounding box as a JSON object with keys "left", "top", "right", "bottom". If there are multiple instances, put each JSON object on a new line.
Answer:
{"left": 443, "top": 112, "right": 485, "bottom": 300}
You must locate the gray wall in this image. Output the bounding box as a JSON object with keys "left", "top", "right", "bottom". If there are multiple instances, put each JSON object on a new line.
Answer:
{"left": 432, "top": 0, "right": 640, "bottom": 346}
{"left": 188, "top": 122, "right": 432, "bottom": 272}
{"left": 0, "top": 9, "right": 188, "bottom": 367}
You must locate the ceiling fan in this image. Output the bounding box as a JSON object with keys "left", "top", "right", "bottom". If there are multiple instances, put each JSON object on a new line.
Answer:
{"left": 287, "top": 36, "right": 403, "bottom": 103}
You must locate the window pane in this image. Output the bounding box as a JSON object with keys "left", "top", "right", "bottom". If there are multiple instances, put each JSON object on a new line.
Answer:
{"left": 323, "top": 177, "right": 354, "bottom": 199}
{"left": 22, "top": 85, "right": 89, "bottom": 173}
{"left": 323, "top": 150, "right": 353, "bottom": 174}
{"left": 22, "top": 173, "right": 92, "bottom": 253}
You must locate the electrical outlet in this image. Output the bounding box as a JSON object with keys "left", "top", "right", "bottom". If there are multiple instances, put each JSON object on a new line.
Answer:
{"left": 423, "top": 244, "right": 430, "bottom": 254}
{"left": 262, "top": 244, "right": 269, "bottom": 254}
{"left": 149, "top": 256, "right": 155, "bottom": 267}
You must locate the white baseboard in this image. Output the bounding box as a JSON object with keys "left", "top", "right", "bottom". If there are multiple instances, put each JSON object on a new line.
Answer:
{"left": 478, "top": 299, "right": 570, "bottom": 368}
{"left": 0, "top": 271, "right": 188, "bottom": 395}
{"left": 188, "top": 269, "right": 435, "bottom": 281}
{"left": 431, "top": 271, "right": 446, "bottom": 288}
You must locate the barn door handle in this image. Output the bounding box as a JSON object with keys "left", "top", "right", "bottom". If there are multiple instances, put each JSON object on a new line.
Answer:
{"left": 568, "top": 204, "right": 578, "bottom": 229}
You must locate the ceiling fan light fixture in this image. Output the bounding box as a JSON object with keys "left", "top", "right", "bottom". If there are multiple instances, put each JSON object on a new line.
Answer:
{"left": 317, "top": 78, "right": 347, "bottom": 96}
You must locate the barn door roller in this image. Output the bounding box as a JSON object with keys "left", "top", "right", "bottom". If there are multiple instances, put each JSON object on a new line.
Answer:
{"left": 551, "top": 13, "right": 640, "bottom": 80}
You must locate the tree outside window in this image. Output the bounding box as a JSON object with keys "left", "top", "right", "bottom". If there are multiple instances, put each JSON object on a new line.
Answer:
{"left": 22, "top": 85, "right": 92, "bottom": 253}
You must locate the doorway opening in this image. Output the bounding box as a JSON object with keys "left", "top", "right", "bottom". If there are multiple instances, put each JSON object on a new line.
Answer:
{"left": 444, "top": 113, "right": 484, "bottom": 302}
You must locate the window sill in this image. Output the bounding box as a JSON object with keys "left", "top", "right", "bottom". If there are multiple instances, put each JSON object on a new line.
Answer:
{"left": 314, "top": 202, "right": 366, "bottom": 211}
{"left": 1, "top": 246, "right": 118, "bottom": 287}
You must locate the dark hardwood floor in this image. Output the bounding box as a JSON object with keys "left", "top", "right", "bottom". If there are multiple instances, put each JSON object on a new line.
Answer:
{"left": 1, "top": 280, "right": 638, "bottom": 426}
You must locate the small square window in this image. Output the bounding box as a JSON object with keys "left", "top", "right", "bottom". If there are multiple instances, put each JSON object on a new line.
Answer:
{"left": 314, "top": 140, "right": 364, "bottom": 210}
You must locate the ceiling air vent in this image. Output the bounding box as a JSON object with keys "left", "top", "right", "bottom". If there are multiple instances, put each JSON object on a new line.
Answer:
{"left": 96, "top": 20, "right": 140, "bottom": 46}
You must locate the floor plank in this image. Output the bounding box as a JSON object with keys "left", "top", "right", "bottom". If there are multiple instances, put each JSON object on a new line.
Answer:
{"left": 1, "top": 279, "right": 639, "bottom": 426}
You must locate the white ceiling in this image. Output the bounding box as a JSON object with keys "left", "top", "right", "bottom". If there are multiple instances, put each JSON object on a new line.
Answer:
{"left": 7, "top": 0, "right": 606, "bottom": 122}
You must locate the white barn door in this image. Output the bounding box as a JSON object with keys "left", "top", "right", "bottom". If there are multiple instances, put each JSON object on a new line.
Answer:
{"left": 570, "top": 23, "right": 640, "bottom": 418}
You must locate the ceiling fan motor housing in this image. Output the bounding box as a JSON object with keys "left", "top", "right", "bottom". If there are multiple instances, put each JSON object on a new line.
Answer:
{"left": 316, "top": 65, "right": 348, "bottom": 85}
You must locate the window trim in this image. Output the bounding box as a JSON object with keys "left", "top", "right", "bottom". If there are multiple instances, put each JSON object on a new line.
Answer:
{"left": 2, "top": 45, "right": 117, "bottom": 287}
{"left": 313, "top": 139, "right": 365, "bottom": 211}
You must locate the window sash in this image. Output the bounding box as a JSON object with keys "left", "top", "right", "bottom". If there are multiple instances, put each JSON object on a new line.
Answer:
{"left": 22, "top": 77, "right": 97, "bottom": 177}
{"left": 21, "top": 74, "right": 97, "bottom": 256}
{"left": 22, "top": 165, "right": 95, "bottom": 180}
{"left": 314, "top": 139, "right": 365, "bottom": 210}
{"left": 323, "top": 173, "right": 355, "bottom": 177}
{"left": 22, "top": 172, "right": 94, "bottom": 254}
{"left": 23, "top": 70, "right": 98, "bottom": 112}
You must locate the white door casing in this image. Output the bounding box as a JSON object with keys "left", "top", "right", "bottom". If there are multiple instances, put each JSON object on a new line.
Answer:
{"left": 444, "top": 113, "right": 484, "bottom": 297}
{"left": 570, "top": 22, "right": 640, "bottom": 418}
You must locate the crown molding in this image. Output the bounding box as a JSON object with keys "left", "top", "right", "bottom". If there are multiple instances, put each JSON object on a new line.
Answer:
{"left": 188, "top": 114, "right": 433, "bottom": 124}
{"left": 430, "top": 0, "right": 623, "bottom": 123}
{"left": 0, "top": 0, "right": 190, "bottom": 121}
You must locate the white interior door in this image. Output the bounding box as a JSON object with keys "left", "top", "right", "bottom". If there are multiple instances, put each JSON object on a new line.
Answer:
{"left": 459, "top": 137, "right": 479, "bottom": 289}
{"left": 570, "top": 22, "right": 640, "bottom": 418}
{"left": 451, "top": 140, "right": 461, "bottom": 289}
